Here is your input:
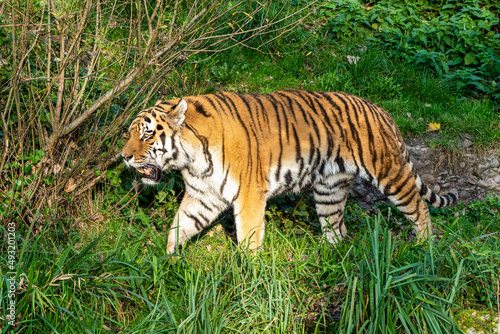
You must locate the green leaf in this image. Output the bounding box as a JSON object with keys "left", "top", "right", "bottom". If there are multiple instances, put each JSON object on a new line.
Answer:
{"left": 441, "top": 59, "right": 449, "bottom": 74}
{"left": 464, "top": 53, "right": 475, "bottom": 65}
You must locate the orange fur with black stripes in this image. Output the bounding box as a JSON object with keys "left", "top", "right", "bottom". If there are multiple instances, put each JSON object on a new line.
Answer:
{"left": 121, "top": 90, "right": 457, "bottom": 253}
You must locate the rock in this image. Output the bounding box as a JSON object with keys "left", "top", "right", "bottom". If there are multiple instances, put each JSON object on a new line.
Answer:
{"left": 478, "top": 163, "right": 490, "bottom": 175}
{"left": 467, "top": 327, "right": 476, "bottom": 334}
{"left": 463, "top": 139, "right": 473, "bottom": 148}
{"left": 433, "top": 185, "right": 441, "bottom": 193}
{"left": 467, "top": 175, "right": 478, "bottom": 185}
{"left": 495, "top": 175, "right": 500, "bottom": 183}
{"left": 421, "top": 174, "right": 435, "bottom": 185}
{"left": 491, "top": 158, "right": 499, "bottom": 168}
{"left": 478, "top": 179, "right": 495, "bottom": 190}
{"left": 354, "top": 185, "right": 368, "bottom": 197}
{"left": 484, "top": 170, "right": 497, "bottom": 178}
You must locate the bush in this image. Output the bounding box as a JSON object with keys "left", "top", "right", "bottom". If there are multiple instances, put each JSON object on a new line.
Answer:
{"left": 319, "top": 0, "right": 500, "bottom": 100}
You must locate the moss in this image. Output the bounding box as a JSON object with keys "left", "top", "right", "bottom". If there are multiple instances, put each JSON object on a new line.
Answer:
{"left": 455, "top": 309, "right": 499, "bottom": 333}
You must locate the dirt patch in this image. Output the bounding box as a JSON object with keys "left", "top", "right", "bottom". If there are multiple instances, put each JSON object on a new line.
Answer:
{"left": 350, "top": 135, "right": 500, "bottom": 207}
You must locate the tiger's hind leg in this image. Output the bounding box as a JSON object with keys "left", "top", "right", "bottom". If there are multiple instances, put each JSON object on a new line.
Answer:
{"left": 313, "top": 173, "right": 354, "bottom": 245}
{"left": 377, "top": 166, "right": 433, "bottom": 241}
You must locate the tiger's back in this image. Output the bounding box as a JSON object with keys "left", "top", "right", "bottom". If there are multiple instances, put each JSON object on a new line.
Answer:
{"left": 121, "top": 90, "right": 457, "bottom": 253}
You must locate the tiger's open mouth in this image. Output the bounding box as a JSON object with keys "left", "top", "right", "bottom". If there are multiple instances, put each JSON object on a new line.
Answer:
{"left": 136, "top": 164, "right": 162, "bottom": 183}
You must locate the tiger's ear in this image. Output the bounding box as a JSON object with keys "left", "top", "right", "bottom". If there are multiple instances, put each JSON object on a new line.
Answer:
{"left": 169, "top": 99, "right": 187, "bottom": 128}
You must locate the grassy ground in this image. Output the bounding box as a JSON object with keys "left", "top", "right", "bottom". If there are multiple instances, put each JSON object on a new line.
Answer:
{"left": 2, "top": 21, "right": 500, "bottom": 334}
{"left": 3, "top": 193, "right": 500, "bottom": 333}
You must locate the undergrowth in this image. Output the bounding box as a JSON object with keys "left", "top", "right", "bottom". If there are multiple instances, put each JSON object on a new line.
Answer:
{"left": 1, "top": 197, "right": 499, "bottom": 333}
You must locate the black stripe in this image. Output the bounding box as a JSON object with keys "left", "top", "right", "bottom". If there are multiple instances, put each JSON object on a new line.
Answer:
{"left": 292, "top": 125, "right": 301, "bottom": 162}
{"left": 185, "top": 211, "right": 204, "bottom": 231}
{"left": 384, "top": 169, "right": 414, "bottom": 197}
{"left": 220, "top": 93, "right": 253, "bottom": 177}
{"left": 198, "top": 199, "right": 213, "bottom": 212}
{"left": 267, "top": 93, "right": 290, "bottom": 143}
{"left": 317, "top": 91, "right": 343, "bottom": 129}
{"left": 232, "top": 174, "right": 242, "bottom": 202}
{"left": 315, "top": 197, "right": 345, "bottom": 206}
{"left": 308, "top": 133, "right": 315, "bottom": 164}
{"left": 398, "top": 206, "right": 418, "bottom": 216}
{"left": 275, "top": 92, "right": 298, "bottom": 122}
{"left": 240, "top": 95, "right": 262, "bottom": 131}
{"left": 430, "top": 192, "right": 437, "bottom": 205}
{"left": 314, "top": 189, "right": 333, "bottom": 196}
{"left": 184, "top": 179, "right": 204, "bottom": 193}
{"left": 194, "top": 101, "right": 211, "bottom": 117}
{"left": 254, "top": 95, "right": 270, "bottom": 130}
{"left": 336, "top": 156, "right": 346, "bottom": 172}
{"left": 310, "top": 117, "right": 321, "bottom": 146}
{"left": 323, "top": 178, "right": 352, "bottom": 190}
{"left": 419, "top": 183, "right": 428, "bottom": 196}
{"left": 356, "top": 97, "right": 377, "bottom": 170}
{"left": 318, "top": 209, "right": 343, "bottom": 218}
{"left": 220, "top": 164, "right": 230, "bottom": 194}
{"left": 199, "top": 212, "right": 210, "bottom": 224}
{"left": 395, "top": 190, "right": 418, "bottom": 209}
{"left": 160, "top": 132, "right": 166, "bottom": 147}
{"left": 286, "top": 91, "right": 310, "bottom": 125}
{"left": 185, "top": 124, "right": 213, "bottom": 176}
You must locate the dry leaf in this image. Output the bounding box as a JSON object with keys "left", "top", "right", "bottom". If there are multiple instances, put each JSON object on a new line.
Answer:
{"left": 427, "top": 122, "right": 441, "bottom": 132}
{"left": 424, "top": 103, "right": 431, "bottom": 107}
{"left": 64, "top": 178, "right": 77, "bottom": 192}
{"left": 52, "top": 164, "right": 62, "bottom": 175}
{"left": 91, "top": 214, "right": 104, "bottom": 223}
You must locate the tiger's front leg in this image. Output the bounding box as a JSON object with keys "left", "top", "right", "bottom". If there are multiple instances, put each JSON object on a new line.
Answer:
{"left": 166, "top": 193, "right": 227, "bottom": 254}
{"left": 233, "top": 189, "right": 267, "bottom": 252}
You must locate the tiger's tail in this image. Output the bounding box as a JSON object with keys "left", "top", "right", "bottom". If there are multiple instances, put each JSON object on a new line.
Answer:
{"left": 415, "top": 175, "right": 458, "bottom": 208}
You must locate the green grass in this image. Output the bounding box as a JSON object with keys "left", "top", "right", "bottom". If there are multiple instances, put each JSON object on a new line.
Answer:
{"left": 171, "top": 43, "right": 499, "bottom": 147}
{"left": 2, "top": 195, "right": 499, "bottom": 333}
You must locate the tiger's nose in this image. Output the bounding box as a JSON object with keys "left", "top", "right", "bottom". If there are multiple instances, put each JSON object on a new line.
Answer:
{"left": 122, "top": 154, "right": 133, "bottom": 162}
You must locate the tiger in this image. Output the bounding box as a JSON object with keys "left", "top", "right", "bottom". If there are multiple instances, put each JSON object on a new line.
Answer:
{"left": 121, "top": 90, "right": 457, "bottom": 254}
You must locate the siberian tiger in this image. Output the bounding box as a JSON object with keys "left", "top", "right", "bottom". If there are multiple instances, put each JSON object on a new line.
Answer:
{"left": 121, "top": 90, "right": 457, "bottom": 253}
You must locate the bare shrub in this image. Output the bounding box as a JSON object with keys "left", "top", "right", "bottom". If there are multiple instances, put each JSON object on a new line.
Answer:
{"left": 0, "top": 0, "right": 316, "bottom": 228}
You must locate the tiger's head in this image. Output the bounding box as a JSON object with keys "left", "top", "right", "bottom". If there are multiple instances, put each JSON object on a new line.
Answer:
{"left": 121, "top": 99, "right": 189, "bottom": 185}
